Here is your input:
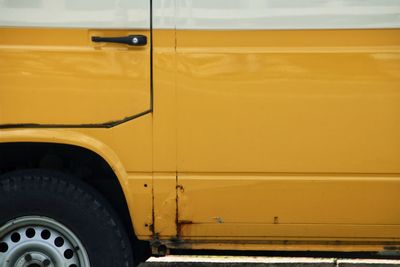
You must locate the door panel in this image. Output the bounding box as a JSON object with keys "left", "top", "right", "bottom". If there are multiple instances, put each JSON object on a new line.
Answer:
{"left": 0, "top": 1, "right": 151, "bottom": 126}
{"left": 175, "top": 1, "right": 400, "bottom": 240}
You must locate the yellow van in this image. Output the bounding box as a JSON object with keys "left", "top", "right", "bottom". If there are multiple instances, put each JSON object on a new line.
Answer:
{"left": 1, "top": 1, "right": 399, "bottom": 266}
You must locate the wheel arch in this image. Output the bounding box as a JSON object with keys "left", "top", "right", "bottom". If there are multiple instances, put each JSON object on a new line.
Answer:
{"left": 0, "top": 129, "right": 153, "bottom": 258}
{"left": 0, "top": 129, "right": 129, "bottom": 184}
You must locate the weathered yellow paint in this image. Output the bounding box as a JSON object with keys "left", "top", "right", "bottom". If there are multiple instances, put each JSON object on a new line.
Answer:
{"left": 127, "top": 173, "right": 153, "bottom": 239}
{"left": 172, "top": 29, "right": 400, "bottom": 246}
{"left": 151, "top": 29, "right": 179, "bottom": 239}
{"left": 0, "top": 28, "right": 150, "bottom": 125}
{"left": 0, "top": 27, "right": 154, "bottom": 238}
{"left": 164, "top": 240, "right": 398, "bottom": 253}
{"left": 153, "top": 173, "right": 177, "bottom": 237}
{"left": 0, "top": 116, "right": 154, "bottom": 238}
{"left": 1, "top": 27, "right": 400, "bottom": 253}
{"left": 178, "top": 174, "right": 400, "bottom": 238}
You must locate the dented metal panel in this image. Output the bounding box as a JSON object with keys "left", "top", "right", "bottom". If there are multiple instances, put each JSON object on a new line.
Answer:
{"left": 176, "top": 174, "right": 400, "bottom": 239}
{"left": 153, "top": 174, "right": 178, "bottom": 238}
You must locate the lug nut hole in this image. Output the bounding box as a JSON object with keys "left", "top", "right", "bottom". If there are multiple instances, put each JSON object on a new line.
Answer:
{"left": 0, "top": 242, "right": 8, "bottom": 253}
{"left": 11, "top": 232, "right": 21, "bottom": 243}
{"left": 26, "top": 228, "right": 36, "bottom": 238}
{"left": 64, "top": 249, "right": 74, "bottom": 259}
{"left": 54, "top": 236, "right": 64, "bottom": 247}
{"left": 41, "top": 229, "right": 51, "bottom": 240}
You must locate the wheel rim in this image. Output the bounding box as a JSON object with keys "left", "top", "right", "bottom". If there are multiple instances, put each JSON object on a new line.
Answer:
{"left": 0, "top": 216, "right": 90, "bottom": 267}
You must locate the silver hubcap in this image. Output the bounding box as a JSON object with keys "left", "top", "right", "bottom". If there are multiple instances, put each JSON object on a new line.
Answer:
{"left": 0, "top": 216, "right": 90, "bottom": 267}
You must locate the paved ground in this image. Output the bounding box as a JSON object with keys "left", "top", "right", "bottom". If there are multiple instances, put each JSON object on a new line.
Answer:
{"left": 140, "top": 256, "right": 400, "bottom": 267}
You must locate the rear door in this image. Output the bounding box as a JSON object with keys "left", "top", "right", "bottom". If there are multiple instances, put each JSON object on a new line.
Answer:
{"left": 175, "top": 0, "right": 400, "bottom": 240}
{"left": 0, "top": 0, "right": 151, "bottom": 127}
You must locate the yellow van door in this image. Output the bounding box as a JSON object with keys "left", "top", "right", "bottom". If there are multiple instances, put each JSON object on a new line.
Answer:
{"left": 175, "top": 1, "right": 400, "bottom": 241}
{"left": 0, "top": 1, "right": 151, "bottom": 127}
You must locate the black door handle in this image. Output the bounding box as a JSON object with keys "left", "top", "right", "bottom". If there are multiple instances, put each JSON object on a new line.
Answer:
{"left": 91, "top": 35, "right": 147, "bottom": 46}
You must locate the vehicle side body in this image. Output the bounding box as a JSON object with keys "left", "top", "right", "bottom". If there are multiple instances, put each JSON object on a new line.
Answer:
{"left": 1, "top": 0, "right": 400, "bottom": 256}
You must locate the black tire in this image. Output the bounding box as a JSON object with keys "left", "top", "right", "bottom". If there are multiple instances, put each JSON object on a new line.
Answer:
{"left": 0, "top": 169, "right": 134, "bottom": 267}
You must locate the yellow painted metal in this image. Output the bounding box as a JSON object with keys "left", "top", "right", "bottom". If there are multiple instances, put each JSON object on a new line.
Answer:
{"left": 178, "top": 174, "right": 400, "bottom": 238}
{"left": 1, "top": 26, "right": 400, "bottom": 252}
{"left": 151, "top": 29, "right": 179, "bottom": 238}
{"left": 153, "top": 173, "right": 177, "bottom": 237}
{"left": 173, "top": 29, "right": 400, "bottom": 242}
{"left": 0, "top": 27, "right": 154, "bottom": 238}
{"left": 0, "top": 116, "right": 154, "bottom": 238}
{"left": 175, "top": 29, "right": 400, "bottom": 173}
{"left": 153, "top": 29, "right": 177, "bottom": 172}
{"left": 0, "top": 28, "right": 150, "bottom": 125}
{"left": 127, "top": 173, "right": 153, "bottom": 239}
